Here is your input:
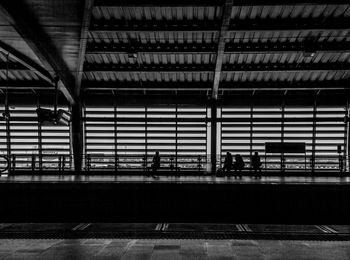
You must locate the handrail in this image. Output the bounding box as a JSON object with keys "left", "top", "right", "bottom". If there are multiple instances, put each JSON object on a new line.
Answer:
{"left": 0, "top": 153, "right": 348, "bottom": 173}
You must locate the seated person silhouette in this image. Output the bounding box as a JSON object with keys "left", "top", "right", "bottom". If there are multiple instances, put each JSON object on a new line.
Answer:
{"left": 251, "top": 151, "right": 262, "bottom": 178}
{"left": 150, "top": 151, "right": 160, "bottom": 177}
{"left": 222, "top": 152, "right": 233, "bottom": 175}
{"left": 233, "top": 154, "right": 245, "bottom": 178}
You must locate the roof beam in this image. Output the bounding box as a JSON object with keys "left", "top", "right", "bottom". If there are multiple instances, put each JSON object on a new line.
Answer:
{"left": 0, "top": 61, "right": 29, "bottom": 71}
{"left": 76, "top": 0, "right": 94, "bottom": 97}
{"left": 86, "top": 41, "right": 350, "bottom": 55}
{"left": 225, "top": 40, "right": 350, "bottom": 53}
{"left": 83, "top": 62, "right": 350, "bottom": 73}
{"left": 81, "top": 80, "right": 350, "bottom": 91}
{"left": 0, "top": 41, "right": 53, "bottom": 84}
{"left": 83, "top": 63, "right": 215, "bottom": 72}
{"left": 0, "top": 80, "right": 53, "bottom": 90}
{"left": 86, "top": 42, "right": 217, "bottom": 54}
{"left": 94, "top": 0, "right": 224, "bottom": 6}
{"left": 82, "top": 81, "right": 213, "bottom": 90}
{"left": 89, "top": 18, "right": 350, "bottom": 33}
{"left": 229, "top": 18, "right": 350, "bottom": 32}
{"left": 220, "top": 80, "right": 350, "bottom": 90}
{"left": 213, "top": 0, "right": 234, "bottom": 99}
{"left": 0, "top": 1, "right": 76, "bottom": 104}
{"left": 222, "top": 62, "right": 350, "bottom": 72}
{"left": 94, "top": 0, "right": 350, "bottom": 6}
{"left": 89, "top": 19, "right": 220, "bottom": 32}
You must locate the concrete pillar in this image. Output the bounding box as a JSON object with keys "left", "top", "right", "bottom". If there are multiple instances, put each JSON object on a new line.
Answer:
{"left": 211, "top": 100, "right": 217, "bottom": 174}
{"left": 71, "top": 101, "right": 83, "bottom": 173}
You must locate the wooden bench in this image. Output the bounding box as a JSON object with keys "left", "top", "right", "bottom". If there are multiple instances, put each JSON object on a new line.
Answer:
{"left": 145, "top": 165, "right": 181, "bottom": 173}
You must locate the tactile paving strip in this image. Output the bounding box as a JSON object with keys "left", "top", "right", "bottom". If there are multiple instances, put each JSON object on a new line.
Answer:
{"left": 0, "top": 224, "right": 350, "bottom": 241}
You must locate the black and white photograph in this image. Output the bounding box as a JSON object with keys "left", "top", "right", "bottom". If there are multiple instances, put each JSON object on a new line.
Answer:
{"left": 0, "top": 0, "right": 350, "bottom": 259}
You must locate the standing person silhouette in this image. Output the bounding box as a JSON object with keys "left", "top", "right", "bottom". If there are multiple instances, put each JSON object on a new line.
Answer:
{"left": 151, "top": 151, "right": 160, "bottom": 177}
{"left": 251, "top": 152, "right": 262, "bottom": 178}
{"left": 233, "top": 154, "right": 245, "bottom": 178}
{"left": 222, "top": 152, "right": 233, "bottom": 176}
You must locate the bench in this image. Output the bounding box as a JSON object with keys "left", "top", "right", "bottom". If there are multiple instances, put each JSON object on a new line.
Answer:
{"left": 145, "top": 165, "right": 181, "bottom": 173}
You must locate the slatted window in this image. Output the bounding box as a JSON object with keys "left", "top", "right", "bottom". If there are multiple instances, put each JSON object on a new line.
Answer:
{"left": 177, "top": 107, "right": 207, "bottom": 169}
{"left": 41, "top": 106, "right": 72, "bottom": 170}
{"left": 146, "top": 107, "right": 176, "bottom": 167}
{"left": 0, "top": 106, "right": 8, "bottom": 156}
{"left": 221, "top": 107, "right": 251, "bottom": 163}
{"left": 0, "top": 105, "right": 72, "bottom": 170}
{"left": 83, "top": 105, "right": 208, "bottom": 171}
{"left": 116, "top": 107, "right": 146, "bottom": 169}
{"left": 252, "top": 107, "right": 283, "bottom": 170}
{"left": 315, "top": 107, "right": 347, "bottom": 171}
{"left": 84, "top": 107, "right": 116, "bottom": 169}
{"left": 283, "top": 107, "right": 313, "bottom": 170}
{"left": 220, "top": 106, "right": 347, "bottom": 172}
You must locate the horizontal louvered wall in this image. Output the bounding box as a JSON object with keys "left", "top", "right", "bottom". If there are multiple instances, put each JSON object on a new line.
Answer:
{"left": 0, "top": 106, "right": 72, "bottom": 170}
{"left": 83, "top": 105, "right": 208, "bottom": 170}
{"left": 220, "top": 106, "right": 347, "bottom": 172}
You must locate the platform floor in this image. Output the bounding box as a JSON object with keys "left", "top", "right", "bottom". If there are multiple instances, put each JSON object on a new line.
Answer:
{"left": 1, "top": 174, "right": 350, "bottom": 185}
{"left": 1, "top": 223, "right": 350, "bottom": 240}
{"left": 1, "top": 223, "right": 350, "bottom": 259}
{"left": 0, "top": 238, "right": 349, "bottom": 259}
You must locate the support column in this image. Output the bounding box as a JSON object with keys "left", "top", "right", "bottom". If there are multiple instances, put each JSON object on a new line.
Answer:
{"left": 347, "top": 101, "right": 350, "bottom": 174}
{"left": 211, "top": 100, "right": 217, "bottom": 174}
{"left": 71, "top": 101, "right": 83, "bottom": 173}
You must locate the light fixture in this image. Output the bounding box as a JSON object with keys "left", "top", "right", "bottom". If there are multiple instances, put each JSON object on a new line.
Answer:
{"left": 36, "top": 77, "right": 71, "bottom": 126}
{"left": 1, "top": 112, "right": 9, "bottom": 121}
{"left": 56, "top": 109, "right": 71, "bottom": 126}
{"left": 303, "top": 51, "right": 315, "bottom": 58}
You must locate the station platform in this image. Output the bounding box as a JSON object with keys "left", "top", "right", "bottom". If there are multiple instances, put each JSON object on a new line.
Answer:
{"left": 1, "top": 234, "right": 350, "bottom": 259}
{"left": 1, "top": 223, "right": 350, "bottom": 241}
{"left": 1, "top": 174, "right": 350, "bottom": 224}
{"left": 1, "top": 174, "right": 350, "bottom": 185}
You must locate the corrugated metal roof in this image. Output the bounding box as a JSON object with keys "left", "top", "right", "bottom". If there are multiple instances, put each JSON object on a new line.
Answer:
{"left": 231, "top": 5, "right": 350, "bottom": 20}
{"left": 92, "top": 6, "right": 223, "bottom": 21}
{"left": 88, "top": 31, "right": 219, "bottom": 44}
{"left": 221, "top": 70, "right": 349, "bottom": 82}
{"left": 83, "top": 71, "right": 214, "bottom": 82}
{"left": 223, "top": 52, "right": 350, "bottom": 64}
{"left": 226, "top": 30, "right": 350, "bottom": 43}
{"left": 85, "top": 53, "right": 216, "bottom": 65}
{"left": 0, "top": 52, "right": 41, "bottom": 81}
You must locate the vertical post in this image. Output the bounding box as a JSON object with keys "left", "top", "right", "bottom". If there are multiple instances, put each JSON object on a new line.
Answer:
{"left": 175, "top": 103, "right": 178, "bottom": 170}
{"left": 4, "top": 97, "right": 10, "bottom": 166}
{"left": 145, "top": 105, "right": 148, "bottom": 169}
{"left": 36, "top": 98, "right": 43, "bottom": 171}
{"left": 281, "top": 99, "right": 285, "bottom": 172}
{"left": 113, "top": 93, "right": 118, "bottom": 173}
{"left": 211, "top": 99, "right": 217, "bottom": 174}
{"left": 250, "top": 101, "right": 253, "bottom": 164}
{"left": 311, "top": 96, "right": 317, "bottom": 173}
{"left": 71, "top": 100, "right": 83, "bottom": 173}
{"left": 219, "top": 106, "right": 222, "bottom": 168}
{"left": 346, "top": 101, "right": 350, "bottom": 174}
{"left": 4, "top": 53, "right": 11, "bottom": 165}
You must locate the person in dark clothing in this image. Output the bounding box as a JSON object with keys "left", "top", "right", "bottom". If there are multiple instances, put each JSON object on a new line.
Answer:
{"left": 233, "top": 154, "right": 245, "bottom": 178}
{"left": 222, "top": 152, "right": 233, "bottom": 175}
{"left": 251, "top": 151, "right": 262, "bottom": 178}
{"left": 151, "top": 151, "right": 160, "bottom": 173}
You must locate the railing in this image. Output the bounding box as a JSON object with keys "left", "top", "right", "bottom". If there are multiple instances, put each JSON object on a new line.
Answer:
{"left": 218, "top": 154, "right": 349, "bottom": 173}
{"left": 0, "top": 153, "right": 348, "bottom": 174}
{"left": 84, "top": 154, "right": 209, "bottom": 172}
{"left": 0, "top": 154, "right": 72, "bottom": 173}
